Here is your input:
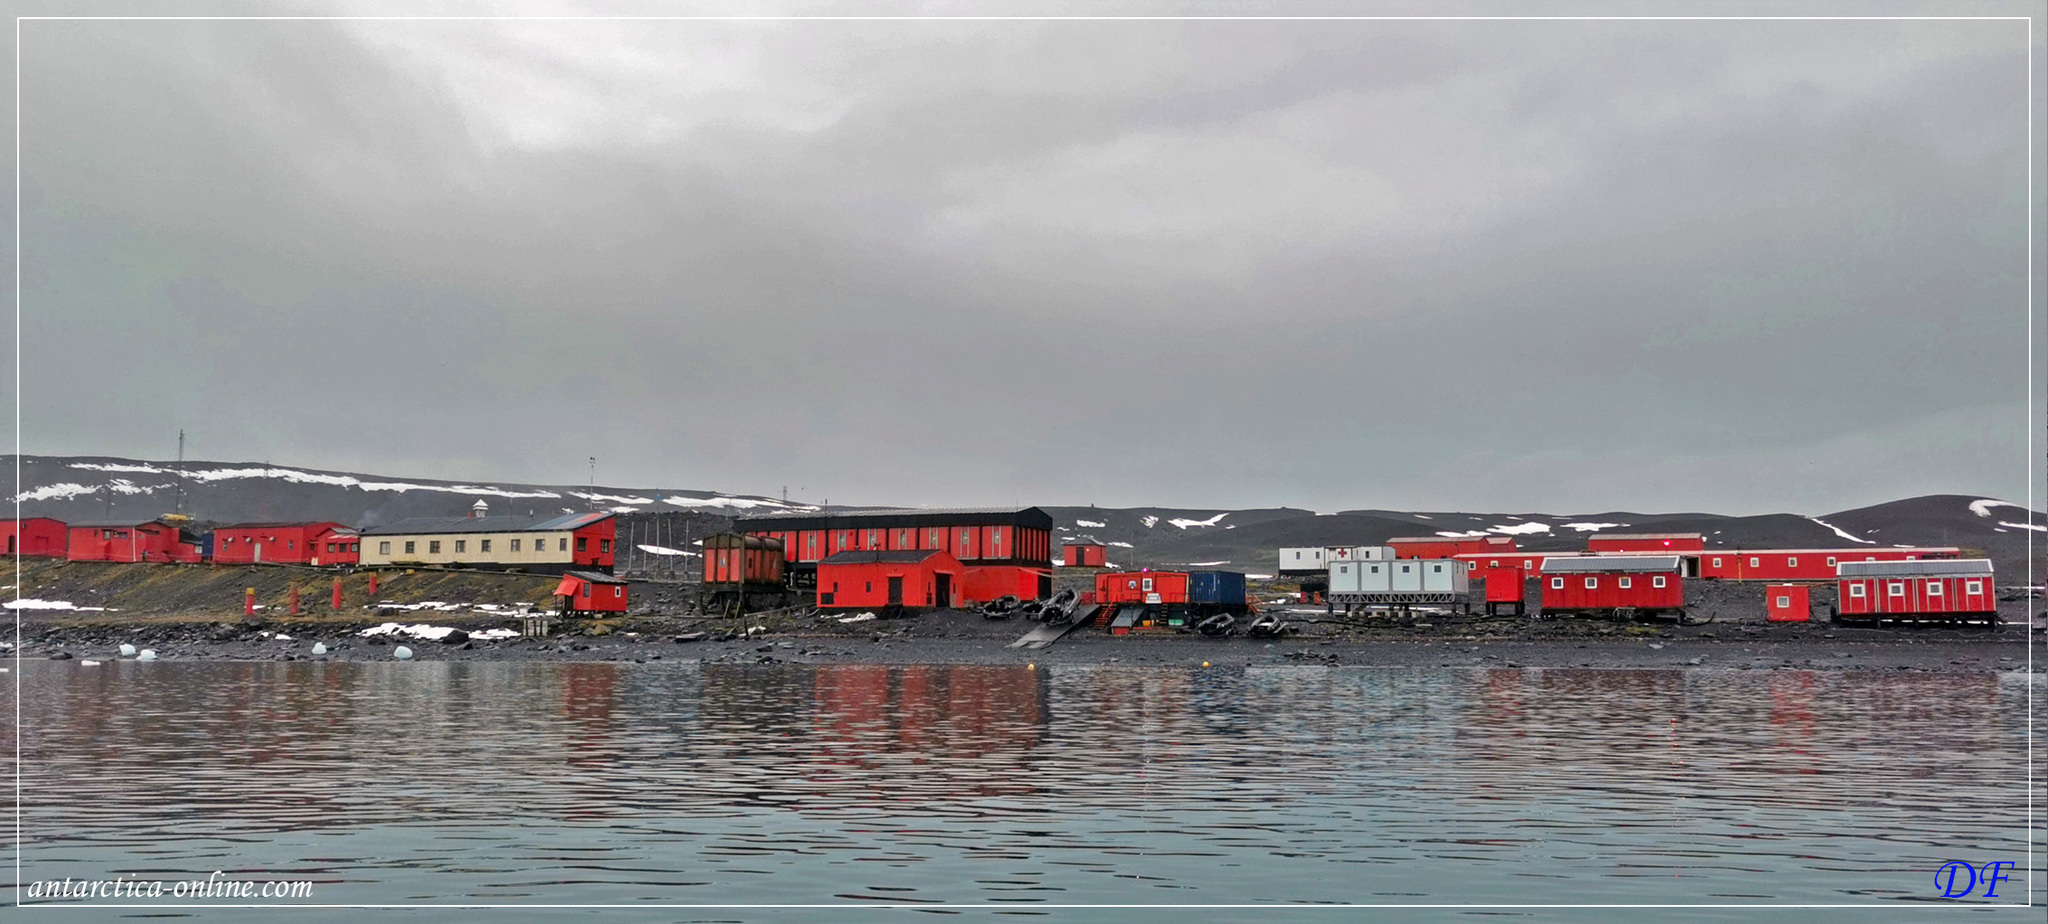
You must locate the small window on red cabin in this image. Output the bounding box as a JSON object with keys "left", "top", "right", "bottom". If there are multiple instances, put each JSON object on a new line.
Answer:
{"left": 1551, "top": 577, "right": 1564, "bottom": 589}
{"left": 1653, "top": 575, "right": 1667, "bottom": 588}
{"left": 600, "top": 539, "right": 611, "bottom": 553}
{"left": 1584, "top": 577, "right": 1598, "bottom": 589}
{"left": 577, "top": 537, "right": 588, "bottom": 552}
{"left": 1849, "top": 584, "right": 1865, "bottom": 598}
{"left": 1966, "top": 580, "right": 1983, "bottom": 595}
{"left": 1826, "top": 557, "right": 1837, "bottom": 567}
{"left": 581, "top": 584, "right": 590, "bottom": 598}
{"left": 1711, "top": 557, "right": 1722, "bottom": 568}
{"left": 1926, "top": 582, "right": 1942, "bottom": 597}
{"left": 1775, "top": 596, "right": 1790, "bottom": 608}
{"left": 1786, "top": 557, "right": 1796, "bottom": 567}
{"left": 1887, "top": 582, "right": 1905, "bottom": 596}
{"left": 1618, "top": 577, "right": 1632, "bottom": 589}
{"left": 1749, "top": 557, "right": 1760, "bottom": 568}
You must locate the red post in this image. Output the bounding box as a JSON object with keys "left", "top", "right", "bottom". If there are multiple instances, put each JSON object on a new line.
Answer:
{"left": 244, "top": 587, "right": 256, "bottom": 616}
{"left": 368, "top": 572, "right": 379, "bottom": 596}
{"left": 332, "top": 578, "right": 343, "bottom": 610}
{"left": 289, "top": 585, "right": 301, "bottom": 615}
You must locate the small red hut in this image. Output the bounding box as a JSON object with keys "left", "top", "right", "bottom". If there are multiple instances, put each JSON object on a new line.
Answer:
{"left": 1062, "top": 543, "right": 1109, "bottom": 567}
{"left": 2, "top": 517, "right": 68, "bottom": 557}
{"left": 1765, "top": 584, "right": 1810, "bottom": 622}
{"left": 816, "top": 549, "right": 964, "bottom": 611}
{"left": 554, "top": 570, "right": 629, "bottom": 615}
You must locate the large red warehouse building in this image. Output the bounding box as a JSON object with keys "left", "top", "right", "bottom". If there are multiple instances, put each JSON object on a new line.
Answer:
{"left": 1390, "top": 535, "right": 1516, "bottom": 559}
{"left": 738, "top": 507, "right": 1053, "bottom": 602}
{"left": 212, "top": 522, "right": 358, "bottom": 566}
{"left": 67, "top": 520, "right": 205, "bottom": 563}
{"left": 1586, "top": 533, "right": 1705, "bottom": 553}
{"left": 1699, "top": 547, "right": 1959, "bottom": 582}
{"left": 3, "top": 517, "right": 68, "bottom": 557}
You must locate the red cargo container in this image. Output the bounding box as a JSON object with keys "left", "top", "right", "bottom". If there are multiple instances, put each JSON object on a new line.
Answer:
{"left": 1765, "top": 584, "right": 1810, "bottom": 622}
{"left": 959, "top": 565, "right": 1053, "bottom": 604}
{"left": 1476, "top": 566, "right": 1525, "bottom": 603}
{"left": 1587, "top": 533, "right": 1705, "bottom": 553}
{"left": 554, "top": 570, "right": 629, "bottom": 615}
{"left": 1390, "top": 535, "right": 1516, "bottom": 559}
{"left": 212, "top": 522, "right": 356, "bottom": 566}
{"left": 1539, "top": 555, "right": 1684, "bottom": 615}
{"left": 1836, "top": 559, "right": 1994, "bottom": 619}
{"left": 2, "top": 517, "right": 68, "bottom": 557}
{"left": 1699, "top": 547, "right": 1959, "bottom": 582}
{"left": 1062, "top": 543, "right": 1108, "bottom": 567}
{"left": 66, "top": 521, "right": 204, "bottom": 563}
{"left": 817, "top": 549, "right": 964, "bottom": 611}
{"left": 1094, "top": 571, "right": 1190, "bottom": 605}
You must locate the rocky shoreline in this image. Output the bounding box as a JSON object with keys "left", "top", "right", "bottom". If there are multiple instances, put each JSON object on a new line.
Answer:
{"left": 13, "top": 607, "right": 2042, "bottom": 673}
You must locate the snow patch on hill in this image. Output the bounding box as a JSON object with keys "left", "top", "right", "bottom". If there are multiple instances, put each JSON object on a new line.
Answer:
{"left": 1564, "top": 522, "right": 1624, "bottom": 532}
{"left": 1806, "top": 516, "right": 1875, "bottom": 544}
{"left": 1169, "top": 513, "right": 1229, "bottom": 529}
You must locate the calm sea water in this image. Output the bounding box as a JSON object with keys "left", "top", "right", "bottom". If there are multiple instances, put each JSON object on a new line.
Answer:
{"left": 4, "top": 660, "right": 2040, "bottom": 922}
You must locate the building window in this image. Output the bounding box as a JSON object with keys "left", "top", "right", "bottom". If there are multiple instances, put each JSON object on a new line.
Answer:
{"left": 1142, "top": 578, "right": 1154, "bottom": 591}
{"left": 1786, "top": 557, "right": 1797, "bottom": 567}
{"left": 865, "top": 582, "right": 873, "bottom": 592}
{"left": 1775, "top": 596, "right": 1790, "bottom": 608}
{"left": 1926, "top": 582, "right": 1942, "bottom": 597}
{"left": 599, "top": 539, "right": 611, "bottom": 553}
{"left": 480, "top": 539, "right": 491, "bottom": 552}
{"left": 1550, "top": 577, "right": 1564, "bottom": 589}
{"left": 1711, "top": 557, "right": 1722, "bottom": 568}
{"left": 454, "top": 540, "right": 466, "bottom": 553}
{"left": 1618, "top": 577, "right": 1632, "bottom": 589}
{"left": 1966, "top": 580, "right": 1982, "bottom": 595}
{"left": 403, "top": 541, "right": 415, "bottom": 554}
{"left": 1826, "top": 557, "right": 1837, "bottom": 567}
{"left": 350, "top": 543, "right": 358, "bottom": 552}
{"left": 577, "top": 537, "right": 588, "bottom": 552}
{"left": 288, "top": 540, "right": 295, "bottom": 550}
{"left": 1849, "top": 584, "right": 1865, "bottom": 598}
{"left": 1887, "top": 582, "right": 1904, "bottom": 596}
{"left": 430, "top": 541, "right": 442, "bottom": 554}
{"left": 1749, "top": 557, "right": 1760, "bottom": 568}
{"left": 1584, "top": 577, "right": 1598, "bottom": 589}
{"left": 559, "top": 538, "right": 567, "bottom": 551}
{"left": 379, "top": 541, "right": 391, "bottom": 555}
{"left": 511, "top": 539, "right": 521, "bottom": 552}
{"left": 1652, "top": 575, "right": 1667, "bottom": 588}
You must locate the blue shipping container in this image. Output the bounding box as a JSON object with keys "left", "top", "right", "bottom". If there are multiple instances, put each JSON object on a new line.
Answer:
{"left": 1187, "top": 570, "right": 1247, "bottom": 607}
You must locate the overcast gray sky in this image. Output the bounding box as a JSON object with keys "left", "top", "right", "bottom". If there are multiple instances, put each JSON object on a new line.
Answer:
{"left": 7, "top": 2, "right": 2043, "bottom": 514}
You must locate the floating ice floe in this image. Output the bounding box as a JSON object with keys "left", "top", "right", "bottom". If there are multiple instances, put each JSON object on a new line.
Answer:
{"left": 393, "top": 646, "right": 414, "bottom": 660}
{"left": 1168, "top": 513, "right": 1229, "bottom": 529}
{"left": 136, "top": 650, "right": 157, "bottom": 662}
{"left": 119, "top": 644, "right": 137, "bottom": 657}
{"left": 311, "top": 642, "right": 328, "bottom": 655}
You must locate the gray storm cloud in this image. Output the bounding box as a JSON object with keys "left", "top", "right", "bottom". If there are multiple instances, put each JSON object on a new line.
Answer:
{"left": 7, "top": 9, "right": 2041, "bottom": 514}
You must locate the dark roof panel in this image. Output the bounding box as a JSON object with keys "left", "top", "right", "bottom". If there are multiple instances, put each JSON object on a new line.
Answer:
{"left": 738, "top": 507, "right": 1053, "bottom": 532}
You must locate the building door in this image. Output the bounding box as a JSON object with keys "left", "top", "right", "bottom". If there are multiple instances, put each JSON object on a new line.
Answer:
{"left": 887, "top": 576, "right": 903, "bottom": 606}
{"left": 253, "top": 543, "right": 262, "bottom": 563}
{"left": 933, "top": 573, "right": 951, "bottom": 608}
